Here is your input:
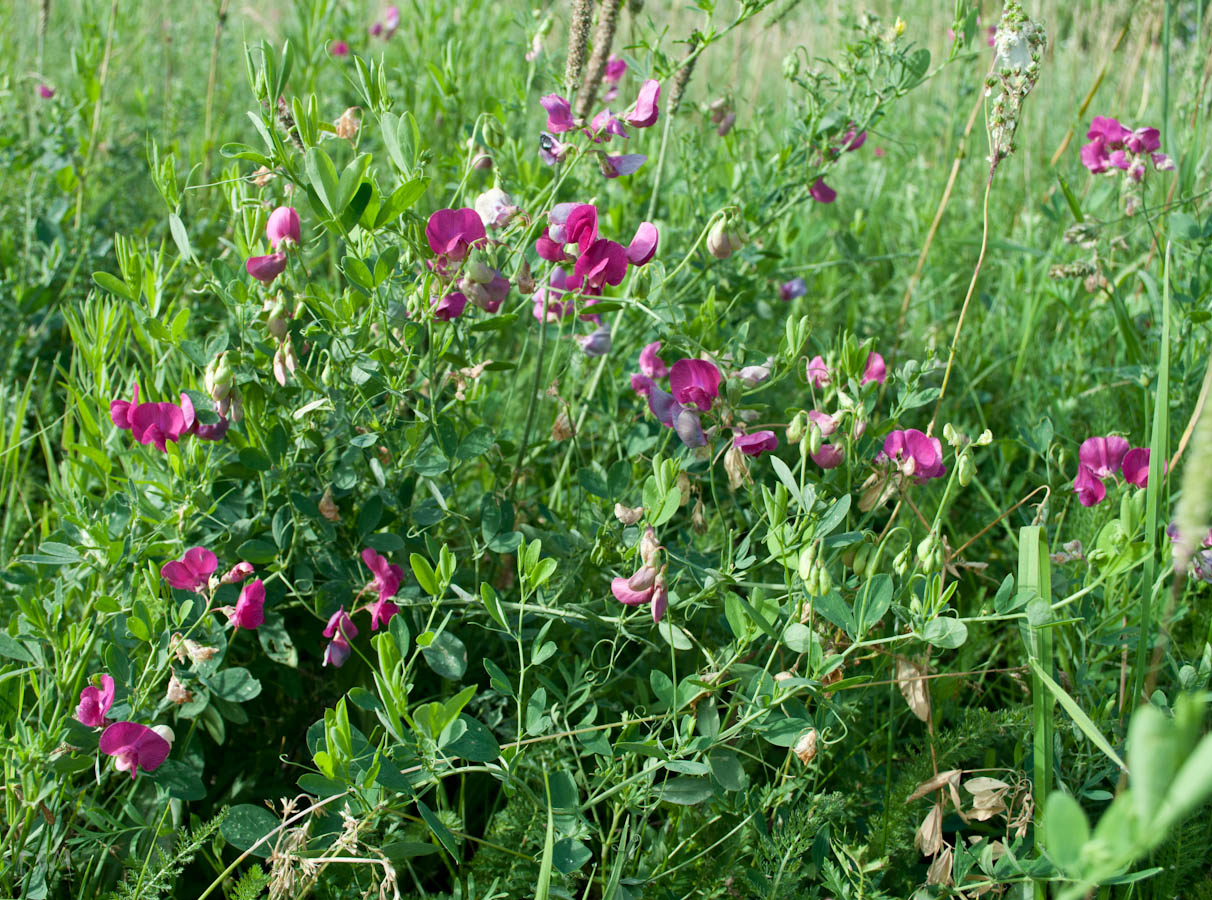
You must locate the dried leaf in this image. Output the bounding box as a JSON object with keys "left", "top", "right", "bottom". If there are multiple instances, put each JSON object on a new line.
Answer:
{"left": 907, "top": 769, "right": 962, "bottom": 804}
{"left": 895, "top": 655, "right": 931, "bottom": 722}
{"left": 926, "top": 844, "right": 953, "bottom": 885}
{"left": 915, "top": 803, "right": 943, "bottom": 856}
{"left": 793, "top": 729, "right": 818, "bottom": 765}
{"left": 964, "top": 777, "right": 1010, "bottom": 794}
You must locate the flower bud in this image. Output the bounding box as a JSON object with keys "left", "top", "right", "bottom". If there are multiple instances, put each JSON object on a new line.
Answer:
{"left": 221, "top": 561, "right": 255, "bottom": 585}
{"left": 917, "top": 533, "right": 938, "bottom": 565}
{"left": 816, "top": 564, "right": 832, "bottom": 595}
{"left": 628, "top": 564, "right": 658, "bottom": 592}
{"left": 808, "top": 423, "right": 823, "bottom": 457}
{"left": 651, "top": 566, "right": 668, "bottom": 623}
{"left": 706, "top": 218, "right": 733, "bottom": 259}
{"left": 787, "top": 411, "right": 807, "bottom": 444}
{"left": 957, "top": 450, "right": 975, "bottom": 487}
{"left": 481, "top": 114, "right": 507, "bottom": 149}
{"left": 852, "top": 541, "right": 872, "bottom": 577}
{"left": 273, "top": 344, "right": 289, "bottom": 386}
{"left": 797, "top": 543, "right": 816, "bottom": 581}
{"left": 267, "top": 298, "right": 290, "bottom": 341}
{"left": 893, "top": 545, "right": 911, "bottom": 576}
{"left": 942, "top": 423, "right": 957, "bottom": 445}
{"left": 465, "top": 260, "right": 495, "bottom": 284}
{"left": 851, "top": 417, "right": 867, "bottom": 440}
{"left": 639, "top": 526, "right": 660, "bottom": 567}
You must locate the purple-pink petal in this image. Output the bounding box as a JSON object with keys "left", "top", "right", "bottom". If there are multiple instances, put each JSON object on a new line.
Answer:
{"left": 639, "top": 341, "right": 669, "bottom": 378}
{"left": 623, "top": 79, "right": 660, "bottom": 128}
{"left": 1121, "top": 447, "right": 1151, "bottom": 487}
{"left": 99, "top": 722, "right": 171, "bottom": 778}
{"left": 1078, "top": 436, "right": 1130, "bottom": 480}
{"left": 76, "top": 674, "right": 116, "bottom": 727}
{"left": 565, "top": 204, "right": 600, "bottom": 254}
{"left": 266, "top": 206, "right": 301, "bottom": 249}
{"left": 627, "top": 222, "right": 658, "bottom": 266}
{"left": 861, "top": 352, "right": 886, "bottom": 385}
{"left": 540, "top": 94, "right": 576, "bottom": 133}
{"left": 611, "top": 576, "right": 654, "bottom": 606}
{"left": 734, "top": 431, "right": 778, "bottom": 457}
{"left": 810, "top": 178, "right": 836, "bottom": 204}
{"left": 246, "top": 252, "right": 287, "bottom": 284}
{"left": 574, "top": 239, "right": 629, "bottom": 289}
{"left": 669, "top": 358, "right": 722, "bottom": 412}
{"left": 602, "top": 153, "right": 647, "bottom": 178}
{"left": 1073, "top": 464, "right": 1106, "bottom": 507}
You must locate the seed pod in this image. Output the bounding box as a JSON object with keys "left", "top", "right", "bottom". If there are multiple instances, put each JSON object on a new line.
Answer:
{"left": 893, "top": 545, "right": 912, "bottom": 576}
{"left": 798, "top": 543, "right": 816, "bottom": 581}
{"left": 816, "top": 563, "right": 832, "bottom": 595}
{"left": 853, "top": 541, "right": 872, "bottom": 577}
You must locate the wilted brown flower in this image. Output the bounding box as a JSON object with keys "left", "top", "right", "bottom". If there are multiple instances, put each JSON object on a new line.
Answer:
{"left": 319, "top": 486, "right": 341, "bottom": 522}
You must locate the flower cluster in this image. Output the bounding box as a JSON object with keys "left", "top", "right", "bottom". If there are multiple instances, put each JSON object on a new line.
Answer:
{"left": 424, "top": 206, "right": 515, "bottom": 320}
{"left": 246, "top": 205, "right": 301, "bottom": 285}
{"left": 1072, "top": 435, "right": 1152, "bottom": 507}
{"left": 1080, "top": 116, "right": 1174, "bottom": 183}
{"left": 796, "top": 351, "right": 885, "bottom": 470}
{"left": 369, "top": 5, "right": 400, "bottom": 39}
{"left": 160, "top": 546, "right": 263, "bottom": 628}
{"left": 537, "top": 78, "right": 660, "bottom": 177}
{"left": 631, "top": 351, "right": 719, "bottom": 449}
{"left": 321, "top": 548, "right": 404, "bottom": 667}
{"left": 611, "top": 526, "right": 668, "bottom": 623}
{"left": 110, "top": 384, "right": 230, "bottom": 451}
{"left": 75, "top": 673, "right": 174, "bottom": 780}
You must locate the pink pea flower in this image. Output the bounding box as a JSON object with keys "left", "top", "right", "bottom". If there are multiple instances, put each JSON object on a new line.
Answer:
{"left": 840, "top": 127, "right": 866, "bottom": 153}
{"left": 588, "top": 108, "right": 628, "bottom": 142}
{"left": 738, "top": 364, "right": 770, "bottom": 386}
{"left": 734, "top": 431, "right": 778, "bottom": 457}
{"left": 329, "top": 40, "right": 350, "bottom": 57}
{"left": 535, "top": 228, "right": 570, "bottom": 263}
{"left": 246, "top": 252, "right": 288, "bottom": 284}
{"left": 809, "top": 410, "right": 838, "bottom": 437}
{"left": 432, "top": 291, "right": 467, "bottom": 320}
{"left": 1073, "top": 464, "right": 1106, "bottom": 507}
{"left": 366, "top": 596, "right": 400, "bottom": 631}
{"left": 370, "top": 21, "right": 382, "bottom": 36}
{"left": 76, "top": 674, "right": 115, "bottom": 727}
{"left": 194, "top": 415, "right": 231, "bottom": 441}
{"left": 873, "top": 146, "right": 886, "bottom": 157}
{"left": 362, "top": 548, "right": 403, "bottom": 602}
{"left": 130, "top": 399, "right": 191, "bottom": 452}
{"left": 266, "top": 206, "right": 301, "bottom": 249}
{"left": 538, "top": 132, "right": 570, "bottom": 167}
{"left": 565, "top": 204, "right": 600, "bottom": 253}
{"left": 812, "top": 444, "right": 845, "bottom": 469}
{"left": 807, "top": 356, "right": 830, "bottom": 388}
{"left": 425, "top": 208, "right": 487, "bottom": 263}
{"left": 1126, "top": 127, "right": 1160, "bottom": 154}
{"left": 612, "top": 572, "right": 654, "bottom": 607}
{"left": 99, "top": 722, "right": 171, "bottom": 779}
{"left": 110, "top": 384, "right": 140, "bottom": 430}
{"left": 1109, "top": 149, "right": 1130, "bottom": 171}
{"left": 463, "top": 270, "right": 511, "bottom": 313}
{"left": 627, "top": 222, "right": 658, "bottom": 266}
{"left": 1122, "top": 447, "right": 1151, "bottom": 487}
{"left": 673, "top": 408, "right": 706, "bottom": 448}
{"left": 810, "top": 178, "right": 837, "bottom": 204}
{"left": 578, "top": 323, "right": 612, "bottom": 356}
{"left": 639, "top": 342, "right": 669, "bottom": 378}
{"left": 779, "top": 278, "right": 807, "bottom": 302}
{"left": 880, "top": 429, "right": 946, "bottom": 483}
{"left": 221, "top": 561, "right": 255, "bottom": 585}
{"left": 602, "top": 153, "right": 647, "bottom": 178}
{"left": 224, "top": 579, "right": 266, "bottom": 630}
{"left": 161, "top": 547, "right": 218, "bottom": 593}
{"left": 383, "top": 5, "right": 400, "bottom": 37}
{"left": 1087, "top": 116, "right": 1130, "bottom": 145}
{"left": 575, "top": 239, "right": 629, "bottom": 290}
{"left": 474, "top": 188, "right": 518, "bottom": 229}
{"left": 533, "top": 268, "right": 581, "bottom": 321}
{"left": 1079, "top": 435, "right": 1130, "bottom": 480}
{"left": 604, "top": 55, "right": 627, "bottom": 91}
{"left": 669, "top": 358, "right": 722, "bottom": 411}
{"left": 861, "top": 351, "right": 886, "bottom": 385}
{"left": 1080, "top": 139, "right": 1111, "bottom": 174}
{"left": 651, "top": 568, "right": 668, "bottom": 623}
{"left": 623, "top": 79, "right": 660, "bottom": 128}
{"left": 38, "top": 84, "right": 54, "bottom": 99}
{"left": 322, "top": 606, "right": 358, "bottom": 667}
{"left": 540, "top": 94, "right": 577, "bottom": 133}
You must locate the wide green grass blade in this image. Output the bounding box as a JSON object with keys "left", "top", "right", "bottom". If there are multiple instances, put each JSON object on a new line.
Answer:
{"left": 535, "top": 770, "right": 555, "bottom": 900}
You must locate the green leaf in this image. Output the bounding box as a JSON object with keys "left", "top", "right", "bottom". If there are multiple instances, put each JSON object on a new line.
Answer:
{"left": 221, "top": 804, "right": 280, "bottom": 858}
{"left": 418, "top": 799, "right": 460, "bottom": 858}
{"left": 1043, "top": 791, "right": 1089, "bottom": 872}
{"left": 410, "top": 553, "right": 438, "bottom": 595}
{"left": 237, "top": 539, "right": 278, "bottom": 565}
{"left": 479, "top": 582, "right": 508, "bottom": 630}
{"left": 1029, "top": 659, "right": 1126, "bottom": 772}
{"left": 445, "top": 714, "right": 501, "bottom": 762}
{"left": 659, "top": 776, "right": 714, "bottom": 805}
{"left": 305, "top": 147, "right": 340, "bottom": 216}
{"left": 375, "top": 177, "right": 429, "bottom": 227}
{"left": 92, "top": 271, "right": 134, "bottom": 301}
{"left": 553, "top": 837, "right": 592, "bottom": 874}
{"left": 0, "top": 635, "right": 34, "bottom": 663}
{"left": 1154, "top": 731, "right": 1212, "bottom": 832}
{"left": 209, "top": 667, "right": 263, "bottom": 702}
{"left": 150, "top": 758, "right": 206, "bottom": 801}
{"left": 421, "top": 631, "right": 467, "bottom": 680}
{"left": 816, "top": 494, "right": 851, "bottom": 539}
{"left": 921, "top": 616, "right": 968, "bottom": 649}
{"left": 336, "top": 153, "right": 372, "bottom": 215}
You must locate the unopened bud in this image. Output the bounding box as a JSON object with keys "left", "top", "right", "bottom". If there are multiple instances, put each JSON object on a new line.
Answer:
{"left": 481, "top": 114, "right": 506, "bottom": 149}
{"left": 797, "top": 543, "right": 816, "bottom": 581}
{"left": 221, "top": 561, "right": 255, "bottom": 585}
{"left": 917, "top": 533, "right": 938, "bottom": 565}
{"left": 852, "top": 541, "right": 872, "bottom": 576}
{"left": 651, "top": 566, "right": 668, "bottom": 623}
{"left": 628, "top": 564, "right": 658, "bottom": 592}
{"left": 639, "top": 526, "right": 660, "bottom": 567}
{"left": 465, "top": 260, "right": 494, "bottom": 284}
{"left": 706, "top": 218, "right": 733, "bottom": 259}
{"left": 787, "top": 411, "right": 807, "bottom": 445}
{"left": 893, "top": 546, "right": 911, "bottom": 576}
{"left": 957, "top": 451, "right": 975, "bottom": 487}
{"left": 808, "top": 423, "right": 823, "bottom": 456}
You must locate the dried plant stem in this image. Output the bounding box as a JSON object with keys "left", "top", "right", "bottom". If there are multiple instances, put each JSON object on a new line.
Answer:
{"left": 74, "top": 0, "right": 120, "bottom": 229}
{"left": 575, "top": 0, "right": 621, "bottom": 119}
{"left": 563, "top": 0, "right": 595, "bottom": 100}
{"left": 890, "top": 87, "right": 985, "bottom": 367}
{"left": 202, "top": 0, "right": 232, "bottom": 181}
{"left": 929, "top": 171, "right": 993, "bottom": 438}
{"left": 1046, "top": 11, "right": 1134, "bottom": 167}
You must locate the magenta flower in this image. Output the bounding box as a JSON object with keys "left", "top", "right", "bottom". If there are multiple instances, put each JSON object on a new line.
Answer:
{"left": 734, "top": 431, "right": 778, "bottom": 457}
{"left": 225, "top": 579, "right": 266, "bottom": 630}
{"left": 604, "top": 55, "right": 627, "bottom": 85}
{"left": 366, "top": 596, "right": 400, "bottom": 631}
{"left": 536, "top": 229, "right": 569, "bottom": 262}
{"left": 76, "top": 674, "right": 115, "bottom": 727}
{"left": 623, "top": 79, "right": 660, "bottom": 128}
{"left": 533, "top": 267, "right": 583, "bottom": 321}
{"left": 161, "top": 547, "right": 218, "bottom": 593}
{"left": 383, "top": 5, "right": 400, "bottom": 36}
{"left": 627, "top": 222, "right": 658, "bottom": 266}
{"left": 1088, "top": 116, "right": 1130, "bottom": 144}
{"left": 426, "top": 208, "right": 487, "bottom": 263}
{"left": 565, "top": 204, "right": 600, "bottom": 253}
{"left": 809, "top": 409, "right": 838, "bottom": 437}
{"left": 266, "top": 206, "right": 301, "bottom": 249}
{"left": 540, "top": 94, "right": 576, "bottom": 133}
{"left": 110, "top": 384, "right": 140, "bottom": 430}
{"left": 38, "top": 84, "right": 54, "bottom": 99}
{"left": 194, "top": 415, "right": 231, "bottom": 441}
{"left": 322, "top": 606, "right": 358, "bottom": 667}
{"left": 673, "top": 408, "right": 706, "bottom": 448}
{"left": 329, "top": 40, "right": 350, "bottom": 57}
{"left": 880, "top": 429, "right": 946, "bottom": 483}
{"left": 246, "top": 252, "right": 288, "bottom": 284}
{"left": 669, "top": 358, "right": 722, "bottom": 411}
{"left": 575, "top": 239, "right": 629, "bottom": 290}
{"left": 99, "top": 722, "right": 171, "bottom": 779}
{"left": 578, "top": 323, "right": 612, "bottom": 356}
{"left": 1122, "top": 447, "right": 1151, "bottom": 487}
{"left": 812, "top": 445, "right": 845, "bottom": 469}
{"left": 861, "top": 351, "right": 886, "bottom": 385}
{"left": 432, "top": 291, "right": 468, "bottom": 321}
{"left": 1081, "top": 139, "right": 1111, "bottom": 174}
{"left": 588, "top": 109, "right": 628, "bottom": 142}
{"left": 810, "top": 178, "right": 836, "bottom": 204}
{"left": 1126, "top": 127, "right": 1160, "bottom": 154}
{"left": 602, "top": 153, "right": 647, "bottom": 178}
{"left": 840, "top": 127, "right": 866, "bottom": 152}
{"left": 612, "top": 564, "right": 657, "bottom": 606}
{"left": 807, "top": 356, "right": 829, "bottom": 388}
{"left": 221, "top": 561, "right": 255, "bottom": 585}
{"left": 779, "top": 278, "right": 807, "bottom": 302}
{"left": 1073, "top": 464, "right": 1106, "bottom": 507}
{"left": 651, "top": 569, "right": 668, "bottom": 624}
{"left": 639, "top": 341, "right": 669, "bottom": 378}
{"left": 538, "top": 132, "right": 570, "bottom": 167}
{"left": 1079, "top": 436, "right": 1130, "bottom": 480}
{"left": 362, "top": 548, "right": 403, "bottom": 602}
{"left": 130, "top": 399, "right": 191, "bottom": 452}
